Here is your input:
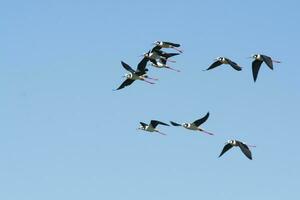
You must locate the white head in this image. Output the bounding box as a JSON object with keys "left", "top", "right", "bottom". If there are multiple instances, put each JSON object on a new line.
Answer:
{"left": 123, "top": 73, "right": 132, "bottom": 79}
{"left": 182, "top": 123, "right": 188, "bottom": 128}
{"left": 252, "top": 54, "right": 259, "bottom": 59}
{"left": 143, "top": 52, "right": 150, "bottom": 58}
{"left": 153, "top": 41, "right": 161, "bottom": 46}
{"left": 227, "top": 140, "right": 236, "bottom": 145}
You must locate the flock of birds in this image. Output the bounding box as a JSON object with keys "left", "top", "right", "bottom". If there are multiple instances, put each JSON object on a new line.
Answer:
{"left": 114, "top": 41, "right": 281, "bottom": 160}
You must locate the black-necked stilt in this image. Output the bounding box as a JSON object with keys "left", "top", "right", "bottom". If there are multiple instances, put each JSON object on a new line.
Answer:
{"left": 219, "top": 140, "right": 255, "bottom": 160}
{"left": 144, "top": 47, "right": 179, "bottom": 63}
{"left": 149, "top": 57, "right": 181, "bottom": 72}
{"left": 170, "top": 112, "right": 214, "bottom": 135}
{"left": 138, "top": 120, "right": 170, "bottom": 135}
{"left": 153, "top": 41, "right": 183, "bottom": 53}
{"left": 204, "top": 57, "right": 242, "bottom": 71}
{"left": 115, "top": 57, "right": 157, "bottom": 90}
{"left": 251, "top": 54, "right": 281, "bottom": 82}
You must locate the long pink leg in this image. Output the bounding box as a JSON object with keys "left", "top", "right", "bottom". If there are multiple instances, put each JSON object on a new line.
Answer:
{"left": 142, "top": 79, "right": 155, "bottom": 84}
{"left": 146, "top": 77, "right": 159, "bottom": 81}
{"left": 272, "top": 59, "right": 281, "bottom": 63}
{"left": 167, "top": 59, "right": 176, "bottom": 63}
{"left": 172, "top": 47, "right": 183, "bottom": 53}
{"left": 199, "top": 129, "right": 214, "bottom": 136}
{"left": 166, "top": 66, "right": 180, "bottom": 72}
{"left": 156, "top": 131, "right": 167, "bottom": 136}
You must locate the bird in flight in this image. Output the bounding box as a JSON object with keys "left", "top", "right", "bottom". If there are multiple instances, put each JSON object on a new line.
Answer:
{"left": 114, "top": 57, "right": 157, "bottom": 90}
{"left": 219, "top": 139, "right": 256, "bottom": 160}
{"left": 170, "top": 112, "right": 215, "bottom": 135}
{"left": 153, "top": 41, "right": 183, "bottom": 53}
{"left": 138, "top": 120, "right": 170, "bottom": 136}
{"left": 251, "top": 54, "right": 281, "bottom": 82}
{"left": 204, "top": 57, "right": 242, "bottom": 71}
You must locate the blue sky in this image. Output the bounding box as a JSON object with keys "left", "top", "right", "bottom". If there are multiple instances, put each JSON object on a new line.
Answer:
{"left": 1, "top": 0, "right": 300, "bottom": 199}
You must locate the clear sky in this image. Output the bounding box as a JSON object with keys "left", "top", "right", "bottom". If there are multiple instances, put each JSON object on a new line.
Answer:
{"left": 1, "top": 0, "right": 300, "bottom": 199}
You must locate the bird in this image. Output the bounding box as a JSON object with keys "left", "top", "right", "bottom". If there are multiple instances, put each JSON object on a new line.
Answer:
{"left": 149, "top": 57, "right": 181, "bottom": 72}
{"left": 115, "top": 57, "right": 157, "bottom": 90}
{"left": 219, "top": 139, "right": 256, "bottom": 160}
{"left": 204, "top": 57, "right": 242, "bottom": 71}
{"left": 138, "top": 120, "right": 170, "bottom": 135}
{"left": 251, "top": 54, "right": 281, "bottom": 82}
{"left": 153, "top": 41, "right": 183, "bottom": 53}
{"left": 143, "top": 46, "right": 180, "bottom": 63}
{"left": 170, "top": 112, "right": 214, "bottom": 135}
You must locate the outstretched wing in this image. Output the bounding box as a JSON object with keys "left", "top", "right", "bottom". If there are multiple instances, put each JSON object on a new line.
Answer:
{"left": 205, "top": 60, "right": 222, "bottom": 70}
{"left": 252, "top": 60, "right": 263, "bottom": 82}
{"left": 218, "top": 143, "right": 233, "bottom": 158}
{"left": 170, "top": 121, "right": 181, "bottom": 126}
{"left": 150, "top": 120, "right": 170, "bottom": 128}
{"left": 121, "top": 61, "right": 135, "bottom": 73}
{"left": 164, "top": 41, "right": 180, "bottom": 47}
{"left": 136, "top": 57, "right": 149, "bottom": 75}
{"left": 192, "top": 112, "right": 210, "bottom": 127}
{"left": 261, "top": 55, "right": 273, "bottom": 70}
{"left": 162, "top": 52, "right": 180, "bottom": 59}
{"left": 115, "top": 79, "right": 135, "bottom": 90}
{"left": 139, "top": 122, "right": 148, "bottom": 128}
{"left": 148, "top": 58, "right": 158, "bottom": 65}
{"left": 237, "top": 142, "right": 252, "bottom": 160}
{"left": 154, "top": 50, "right": 179, "bottom": 58}
{"left": 151, "top": 45, "right": 162, "bottom": 52}
{"left": 227, "top": 59, "right": 242, "bottom": 71}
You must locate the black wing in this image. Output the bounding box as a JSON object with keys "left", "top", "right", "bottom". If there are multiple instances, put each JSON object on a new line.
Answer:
{"left": 218, "top": 143, "right": 233, "bottom": 158}
{"left": 150, "top": 120, "right": 170, "bottom": 128}
{"left": 121, "top": 61, "right": 135, "bottom": 73}
{"left": 192, "top": 112, "right": 209, "bottom": 127}
{"left": 205, "top": 60, "right": 223, "bottom": 70}
{"left": 162, "top": 52, "right": 180, "bottom": 59}
{"left": 252, "top": 60, "right": 263, "bottom": 82}
{"left": 154, "top": 50, "right": 179, "bottom": 58}
{"left": 136, "top": 57, "right": 149, "bottom": 75}
{"left": 170, "top": 121, "right": 181, "bottom": 126}
{"left": 139, "top": 122, "right": 148, "bottom": 128}
{"left": 164, "top": 41, "right": 180, "bottom": 47}
{"left": 149, "top": 58, "right": 157, "bottom": 65}
{"left": 115, "top": 79, "right": 135, "bottom": 90}
{"left": 227, "top": 59, "right": 242, "bottom": 71}
{"left": 151, "top": 45, "right": 162, "bottom": 52}
{"left": 237, "top": 142, "right": 252, "bottom": 160}
{"left": 261, "top": 55, "right": 273, "bottom": 70}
